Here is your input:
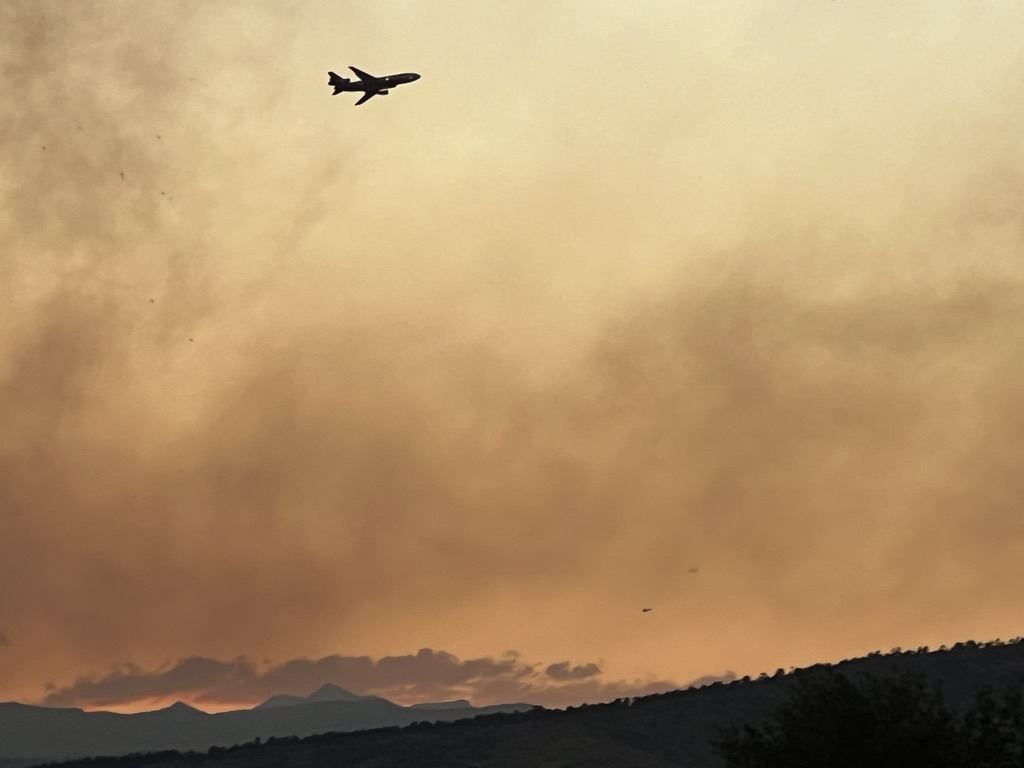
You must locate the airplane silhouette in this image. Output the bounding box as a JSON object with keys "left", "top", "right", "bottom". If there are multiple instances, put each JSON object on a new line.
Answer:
{"left": 328, "top": 66, "right": 420, "bottom": 106}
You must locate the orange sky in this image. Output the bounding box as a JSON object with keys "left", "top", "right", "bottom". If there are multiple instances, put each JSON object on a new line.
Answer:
{"left": 2, "top": 0, "right": 1023, "bottom": 713}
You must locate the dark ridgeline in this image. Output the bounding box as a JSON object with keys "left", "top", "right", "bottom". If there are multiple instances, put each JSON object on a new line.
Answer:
{"left": 13, "top": 638, "right": 1024, "bottom": 768}
{"left": 0, "top": 686, "right": 531, "bottom": 768}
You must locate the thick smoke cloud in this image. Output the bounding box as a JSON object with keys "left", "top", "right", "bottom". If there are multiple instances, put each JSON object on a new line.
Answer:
{"left": 2, "top": 0, "right": 1024, "bottom": 711}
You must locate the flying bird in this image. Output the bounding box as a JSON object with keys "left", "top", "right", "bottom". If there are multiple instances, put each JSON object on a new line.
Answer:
{"left": 328, "top": 66, "right": 420, "bottom": 106}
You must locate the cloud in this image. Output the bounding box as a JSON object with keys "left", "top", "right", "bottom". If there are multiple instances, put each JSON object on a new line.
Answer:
{"left": 42, "top": 658, "right": 249, "bottom": 708}
{"left": 41, "top": 649, "right": 680, "bottom": 710}
{"left": 545, "top": 661, "right": 601, "bottom": 681}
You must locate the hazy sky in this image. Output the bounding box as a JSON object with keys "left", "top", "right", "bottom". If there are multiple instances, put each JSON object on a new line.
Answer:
{"left": 2, "top": 0, "right": 1023, "bottom": 713}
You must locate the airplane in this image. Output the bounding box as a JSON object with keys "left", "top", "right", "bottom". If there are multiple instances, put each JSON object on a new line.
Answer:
{"left": 328, "top": 66, "right": 420, "bottom": 105}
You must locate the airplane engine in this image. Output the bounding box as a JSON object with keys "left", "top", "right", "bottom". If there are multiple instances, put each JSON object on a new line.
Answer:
{"left": 379, "top": 90, "right": 389, "bottom": 95}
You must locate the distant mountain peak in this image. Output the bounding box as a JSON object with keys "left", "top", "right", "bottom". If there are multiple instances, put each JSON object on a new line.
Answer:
{"left": 136, "top": 701, "right": 206, "bottom": 719}
{"left": 308, "top": 683, "right": 362, "bottom": 702}
{"left": 256, "top": 683, "right": 367, "bottom": 709}
{"left": 162, "top": 701, "right": 203, "bottom": 714}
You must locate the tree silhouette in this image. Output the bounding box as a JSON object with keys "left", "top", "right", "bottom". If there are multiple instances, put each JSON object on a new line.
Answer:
{"left": 958, "top": 685, "right": 1024, "bottom": 768}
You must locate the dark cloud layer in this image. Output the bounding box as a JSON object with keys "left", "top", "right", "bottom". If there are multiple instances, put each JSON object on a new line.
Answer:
{"left": 42, "top": 650, "right": 680, "bottom": 710}
{"left": 545, "top": 662, "right": 601, "bottom": 682}
{"left": 2, "top": 0, "right": 1024, "bottom": 709}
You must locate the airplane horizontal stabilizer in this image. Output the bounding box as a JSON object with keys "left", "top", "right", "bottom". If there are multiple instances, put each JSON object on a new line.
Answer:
{"left": 327, "top": 71, "right": 350, "bottom": 95}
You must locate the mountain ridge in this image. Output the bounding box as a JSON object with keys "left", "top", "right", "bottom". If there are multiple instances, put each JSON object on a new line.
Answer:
{"left": 254, "top": 683, "right": 376, "bottom": 709}
{"left": 16, "top": 637, "right": 1024, "bottom": 768}
{"left": 0, "top": 687, "right": 532, "bottom": 765}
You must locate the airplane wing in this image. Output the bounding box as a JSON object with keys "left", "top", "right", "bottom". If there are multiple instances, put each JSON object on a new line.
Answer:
{"left": 349, "top": 66, "right": 377, "bottom": 82}
{"left": 354, "top": 91, "right": 377, "bottom": 106}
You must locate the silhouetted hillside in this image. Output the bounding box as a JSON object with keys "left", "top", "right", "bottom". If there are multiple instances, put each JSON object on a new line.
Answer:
{"left": 26, "top": 638, "right": 1024, "bottom": 768}
{"left": 0, "top": 686, "right": 530, "bottom": 766}
{"left": 714, "top": 667, "right": 1024, "bottom": 767}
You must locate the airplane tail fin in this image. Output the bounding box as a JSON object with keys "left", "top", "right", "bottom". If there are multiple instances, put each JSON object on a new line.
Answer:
{"left": 327, "top": 71, "right": 350, "bottom": 95}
